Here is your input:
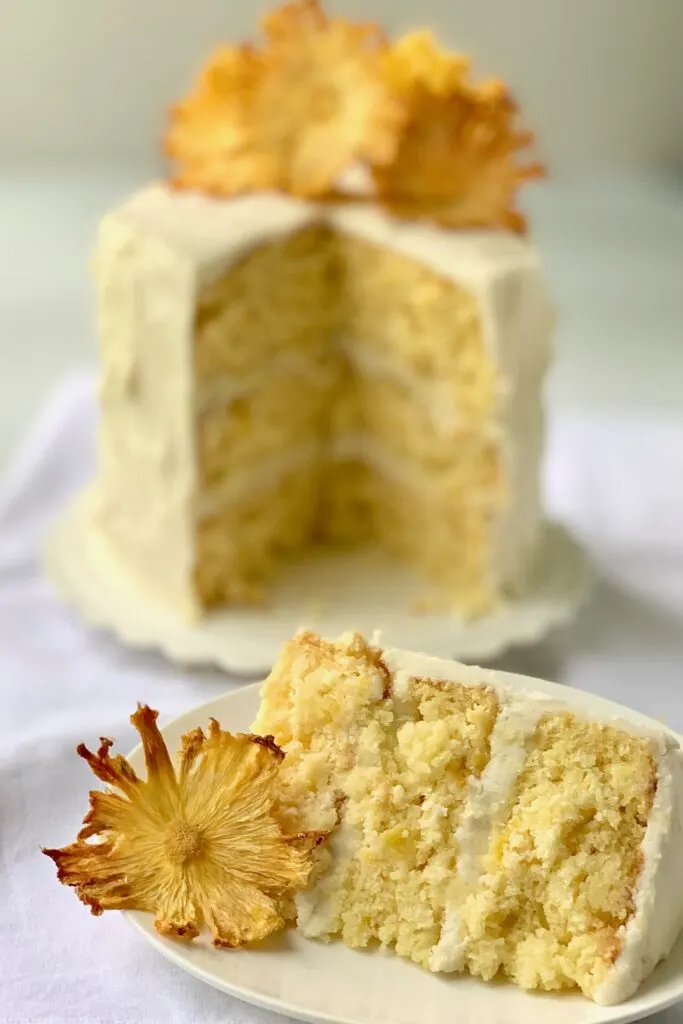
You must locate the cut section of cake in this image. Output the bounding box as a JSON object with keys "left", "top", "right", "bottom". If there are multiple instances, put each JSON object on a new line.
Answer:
{"left": 94, "top": 191, "right": 551, "bottom": 618}
{"left": 253, "top": 631, "right": 683, "bottom": 1004}
{"left": 91, "top": 2, "right": 552, "bottom": 621}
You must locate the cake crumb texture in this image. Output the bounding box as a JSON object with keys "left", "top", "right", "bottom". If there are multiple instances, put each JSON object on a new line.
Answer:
{"left": 192, "top": 227, "right": 509, "bottom": 616}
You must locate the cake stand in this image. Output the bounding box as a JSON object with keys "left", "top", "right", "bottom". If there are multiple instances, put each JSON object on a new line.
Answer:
{"left": 44, "top": 487, "right": 592, "bottom": 676}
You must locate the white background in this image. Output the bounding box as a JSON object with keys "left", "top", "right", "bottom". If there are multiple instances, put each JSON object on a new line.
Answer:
{"left": 2, "top": 0, "right": 683, "bottom": 171}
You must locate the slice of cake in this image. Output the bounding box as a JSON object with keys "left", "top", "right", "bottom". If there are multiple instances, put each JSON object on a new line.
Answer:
{"left": 253, "top": 631, "right": 683, "bottom": 1004}
{"left": 91, "top": 1, "right": 552, "bottom": 620}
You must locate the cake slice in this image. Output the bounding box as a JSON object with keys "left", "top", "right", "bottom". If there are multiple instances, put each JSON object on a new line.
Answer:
{"left": 253, "top": 631, "right": 683, "bottom": 1004}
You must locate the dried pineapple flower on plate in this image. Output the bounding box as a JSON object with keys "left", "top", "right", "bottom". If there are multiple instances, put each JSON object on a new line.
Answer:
{"left": 43, "top": 705, "right": 326, "bottom": 948}
{"left": 374, "top": 34, "right": 545, "bottom": 232}
{"left": 166, "top": 0, "right": 405, "bottom": 199}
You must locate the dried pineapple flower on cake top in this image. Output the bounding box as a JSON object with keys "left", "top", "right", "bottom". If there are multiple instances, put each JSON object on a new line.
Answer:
{"left": 382, "top": 29, "right": 471, "bottom": 97}
{"left": 43, "top": 705, "right": 325, "bottom": 948}
{"left": 371, "top": 28, "right": 545, "bottom": 232}
{"left": 164, "top": 0, "right": 543, "bottom": 230}
{"left": 166, "top": 45, "right": 268, "bottom": 198}
{"left": 166, "top": 0, "right": 405, "bottom": 198}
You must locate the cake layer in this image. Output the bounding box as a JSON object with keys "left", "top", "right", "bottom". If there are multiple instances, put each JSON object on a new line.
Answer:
{"left": 254, "top": 632, "right": 683, "bottom": 1005}
{"left": 335, "top": 236, "right": 499, "bottom": 423}
{"left": 195, "top": 223, "right": 339, "bottom": 379}
{"left": 197, "top": 359, "right": 335, "bottom": 486}
{"left": 194, "top": 464, "right": 322, "bottom": 606}
{"left": 318, "top": 459, "right": 499, "bottom": 613}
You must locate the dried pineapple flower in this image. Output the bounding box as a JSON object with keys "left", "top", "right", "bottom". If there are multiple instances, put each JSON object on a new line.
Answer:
{"left": 43, "top": 706, "right": 325, "bottom": 947}
{"left": 166, "top": 0, "right": 406, "bottom": 198}
{"left": 166, "top": 45, "right": 272, "bottom": 196}
{"left": 382, "top": 29, "right": 470, "bottom": 97}
{"left": 372, "top": 74, "right": 544, "bottom": 232}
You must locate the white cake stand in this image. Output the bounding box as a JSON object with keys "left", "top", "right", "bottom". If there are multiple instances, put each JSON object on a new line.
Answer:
{"left": 44, "top": 488, "right": 592, "bottom": 676}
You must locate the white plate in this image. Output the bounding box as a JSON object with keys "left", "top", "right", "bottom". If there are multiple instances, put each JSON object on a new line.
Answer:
{"left": 44, "top": 488, "right": 591, "bottom": 674}
{"left": 124, "top": 680, "right": 683, "bottom": 1024}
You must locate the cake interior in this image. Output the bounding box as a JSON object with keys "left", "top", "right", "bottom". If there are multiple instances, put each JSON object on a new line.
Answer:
{"left": 194, "top": 224, "right": 507, "bottom": 615}
{"left": 254, "top": 632, "right": 657, "bottom": 1000}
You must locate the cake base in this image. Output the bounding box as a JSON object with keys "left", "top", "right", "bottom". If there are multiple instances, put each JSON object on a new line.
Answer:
{"left": 121, "top": 683, "right": 683, "bottom": 1024}
{"left": 43, "top": 486, "right": 591, "bottom": 675}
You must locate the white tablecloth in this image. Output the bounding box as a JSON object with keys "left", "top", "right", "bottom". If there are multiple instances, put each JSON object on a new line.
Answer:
{"left": 2, "top": 375, "right": 683, "bottom": 1024}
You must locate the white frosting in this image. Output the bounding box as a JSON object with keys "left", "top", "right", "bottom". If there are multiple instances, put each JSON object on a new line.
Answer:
{"left": 94, "top": 185, "right": 553, "bottom": 617}
{"left": 379, "top": 645, "right": 683, "bottom": 1003}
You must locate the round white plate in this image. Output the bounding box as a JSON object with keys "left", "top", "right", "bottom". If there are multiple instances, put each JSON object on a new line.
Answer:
{"left": 45, "top": 488, "right": 591, "bottom": 675}
{"left": 124, "top": 681, "right": 683, "bottom": 1024}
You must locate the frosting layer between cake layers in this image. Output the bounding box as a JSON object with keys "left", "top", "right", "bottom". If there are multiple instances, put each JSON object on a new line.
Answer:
{"left": 94, "top": 185, "right": 553, "bottom": 617}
